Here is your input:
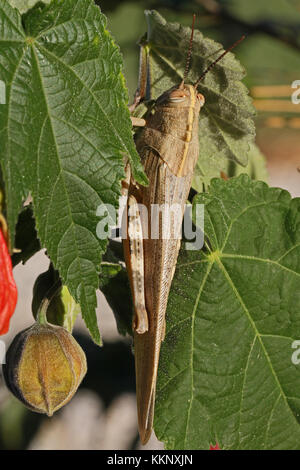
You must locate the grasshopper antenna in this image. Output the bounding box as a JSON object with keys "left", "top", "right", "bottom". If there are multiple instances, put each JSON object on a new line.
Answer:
{"left": 194, "top": 34, "right": 246, "bottom": 88}
{"left": 179, "top": 14, "right": 196, "bottom": 89}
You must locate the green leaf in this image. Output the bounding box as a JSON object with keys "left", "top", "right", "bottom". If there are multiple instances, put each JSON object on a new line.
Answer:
{"left": 0, "top": 0, "right": 146, "bottom": 344}
{"left": 32, "top": 263, "right": 81, "bottom": 331}
{"left": 192, "top": 142, "right": 268, "bottom": 191}
{"left": 227, "top": 142, "right": 269, "bottom": 181}
{"left": 99, "top": 261, "right": 122, "bottom": 285}
{"left": 137, "top": 10, "right": 255, "bottom": 183}
{"left": 192, "top": 151, "right": 228, "bottom": 191}
{"left": 155, "top": 175, "right": 300, "bottom": 449}
{"left": 60, "top": 285, "right": 81, "bottom": 332}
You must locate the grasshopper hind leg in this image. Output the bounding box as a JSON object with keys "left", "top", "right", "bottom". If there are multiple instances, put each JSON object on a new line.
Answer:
{"left": 128, "top": 194, "right": 149, "bottom": 335}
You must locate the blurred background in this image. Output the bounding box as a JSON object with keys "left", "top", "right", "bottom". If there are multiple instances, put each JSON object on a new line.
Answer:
{"left": 1, "top": 0, "right": 300, "bottom": 450}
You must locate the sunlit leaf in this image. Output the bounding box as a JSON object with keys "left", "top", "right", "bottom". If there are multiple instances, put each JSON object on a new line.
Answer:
{"left": 155, "top": 175, "right": 300, "bottom": 449}
{"left": 0, "top": 0, "right": 146, "bottom": 343}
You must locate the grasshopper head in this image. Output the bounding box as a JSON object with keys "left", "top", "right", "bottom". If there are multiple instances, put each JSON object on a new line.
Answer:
{"left": 156, "top": 84, "right": 205, "bottom": 109}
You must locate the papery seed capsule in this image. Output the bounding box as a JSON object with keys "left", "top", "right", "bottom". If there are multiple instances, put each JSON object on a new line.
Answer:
{"left": 3, "top": 322, "right": 87, "bottom": 416}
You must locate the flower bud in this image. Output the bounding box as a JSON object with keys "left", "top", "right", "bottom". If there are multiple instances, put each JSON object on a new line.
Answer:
{"left": 3, "top": 322, "right": 87, "bottom": 416}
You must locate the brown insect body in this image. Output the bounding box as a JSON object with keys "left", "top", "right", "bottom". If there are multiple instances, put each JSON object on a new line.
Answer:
{"left": 124, "top": 29, "right": 245, "bottom": 444}
{"left": 138, "top": 85, "right": 203, "bottom": 177}
{"left": 124, "top": 84, "right": 205, "bottom": 444}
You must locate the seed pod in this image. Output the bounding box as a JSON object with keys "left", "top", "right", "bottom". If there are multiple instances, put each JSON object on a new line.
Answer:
{"left": 3, "top": 322, "right": 87, "bottom": 416}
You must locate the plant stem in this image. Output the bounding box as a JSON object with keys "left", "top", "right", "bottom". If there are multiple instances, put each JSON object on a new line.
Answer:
{"left": 36, "top": 280, "right": 61, "bottom": 326}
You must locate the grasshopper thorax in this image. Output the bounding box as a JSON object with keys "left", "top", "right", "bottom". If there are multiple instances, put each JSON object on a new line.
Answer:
{"left": 137, "top": 82, "right": 202, "bottom": 177}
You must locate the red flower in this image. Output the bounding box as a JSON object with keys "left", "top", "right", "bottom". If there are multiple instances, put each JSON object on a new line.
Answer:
{"left": 0, "top": 228, "right": 17, "bottom": 334}
{"left": 209, "top": 442, "right": 220, "bottom": 450}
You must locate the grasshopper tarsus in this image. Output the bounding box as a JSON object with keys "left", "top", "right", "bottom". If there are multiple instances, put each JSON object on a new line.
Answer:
{"left": 133, "top": 305, "right": 149, "bottom": 334}
{"left": 131, "top": 116, "right": 146, "bottom": 127}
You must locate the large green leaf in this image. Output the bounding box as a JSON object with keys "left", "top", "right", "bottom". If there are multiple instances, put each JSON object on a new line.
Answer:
{"left": 192, "top": 141, "right": 268, "bottom": 191}
{"left": 0, "top": 0, "right": 147, "bottom": 343}
{"left": 136, "top": 10, "right": 255, "bottom": 187}
{"left": 226, "top": 142, "right": 268, "bottom": 182}
{"left": 155, "top": 175, "right": 300, "bottom": 449}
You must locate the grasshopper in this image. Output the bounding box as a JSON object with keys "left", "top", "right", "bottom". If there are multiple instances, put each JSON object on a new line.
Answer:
{"left": 124, "top": 19, "right": 245, "bottom": 444}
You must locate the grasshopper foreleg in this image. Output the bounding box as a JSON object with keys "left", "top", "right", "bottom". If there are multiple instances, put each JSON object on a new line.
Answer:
{"left": 130, "top": 116, "right": 146, "bottom": 127}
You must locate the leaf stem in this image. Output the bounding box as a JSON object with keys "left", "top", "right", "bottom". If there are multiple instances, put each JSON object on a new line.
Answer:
{"left": 36, "top": 280, "right": 61, "bottom": 326}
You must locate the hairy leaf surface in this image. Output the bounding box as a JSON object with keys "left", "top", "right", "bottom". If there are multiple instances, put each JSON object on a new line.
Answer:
{"left": 155, "top": 175, "right": 300, "bottom": 449}
{"left": 0, "top": 0, "right": 146, "bottom": 343}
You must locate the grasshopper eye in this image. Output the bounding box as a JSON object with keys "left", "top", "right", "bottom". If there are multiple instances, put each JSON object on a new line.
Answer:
{"left": 169, "top": 96, "right": 186, "bottom": 103}
{"left": 197, "top": 93, "right": 205, "bottom": 107}
{"left": 168, "top": 89, "right": 186, "bottom": 103}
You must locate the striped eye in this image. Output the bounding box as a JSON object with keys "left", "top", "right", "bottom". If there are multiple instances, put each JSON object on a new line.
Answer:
{"left": 168, "top": 89, "right": 186, "bottom": 103}
{"left": 169, "top": 96, "right": 185, "bottom": 103}
{"left": 197, "top": 93, "right": 205, "bottom": 107}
